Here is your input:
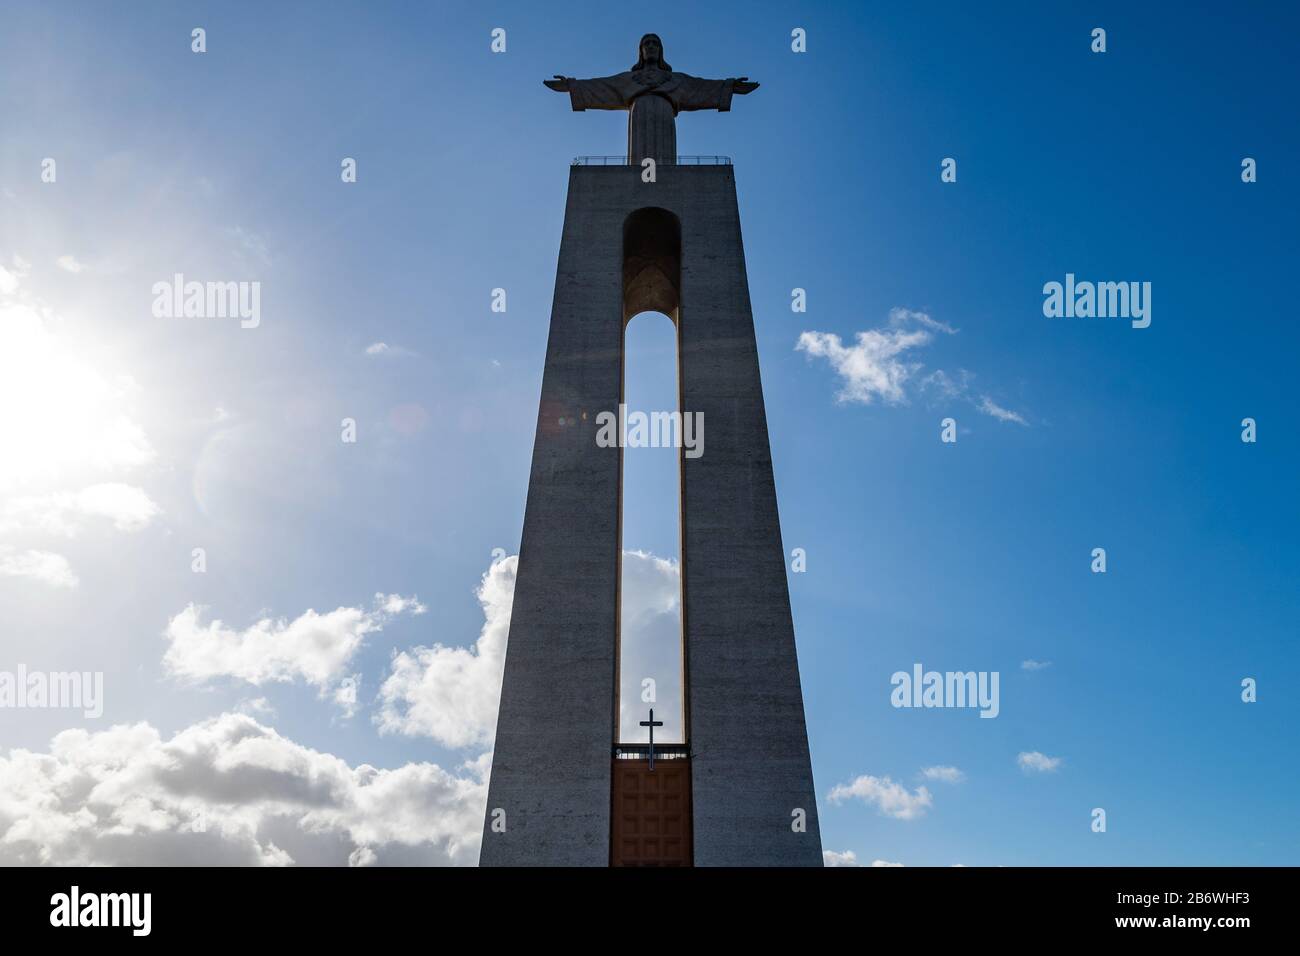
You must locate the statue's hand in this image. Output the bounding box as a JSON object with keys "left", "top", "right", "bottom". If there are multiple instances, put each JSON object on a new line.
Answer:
{"left": 733, "top": 77, "right": 759, "bottom": 95}
{"left": 543, "top": 75, "right": 569, "bottom": 92}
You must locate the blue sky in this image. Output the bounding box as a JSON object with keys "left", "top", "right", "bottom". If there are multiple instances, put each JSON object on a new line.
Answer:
{"left": 0, "top": 1, "right": 1296, "bottom": 866}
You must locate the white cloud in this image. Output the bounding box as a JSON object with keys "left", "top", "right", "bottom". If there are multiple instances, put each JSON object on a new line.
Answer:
{"left": 1, "top": 483, "right": 161, "bottom": 536}
{"left": 800, "top": 309, "right": 1029, "bottom": 424}
{"left": 0, "top": 256, "right": 31, "bottom": 293}
{"left": 978, "top": 395, "right": 1028, "bottom": 425}
{"left": 349, "top": 845, "right": 378, "bottom": 867}
{"left": 235, "top": 697, "right": 276, "bottom": 719}
{"left": 163, "top": 593, "right": 426, "bottom": 706}
{"left": 618, "top": 550, "right": 684, "bottom": 743}
{"left": 920, "top": 368, "right": 973, "bottom": 400}
{"left": 920, "top": 765, "right": 966, "bottom": 784}
{"left": 828, "top": 775, "right": 933, "bottom": 820}
{"left": 1020, "top": 659, "right": 1052, "bottom": 672}
{"left": 888, "top": 307, "right": 956, "bottom": 335}
{"left": 1018, "top": 751, "right": 1063, "bottom": 773}
{"left": 871, "top": 858, "right": 905, "bottom": 867}
{"left": 56, "top": 255, "right": 85, "bottom": 274}
{"left": 377, "top": 594, "right": 425, "bottom": 615}
{"left": 376, "top": 549, "right": 684, "bottom": 751}
{"left": 0, "top": 549, "right": 78, "bottom": 589}
{"left": 375, "top": 556, "right": 515, "bottom": 749}
{"left": 0, "top": 264, "right": 24, "bottom": 295}
{"left": 0, "top": 713, "right": 486, "bottom": 865}
{"left": 823, "top": 849, "right": 859, "bottom": 867}
{"left": 363, "top": 342, "right": 416, "bottom": 358}
{"left": 796, "top": 328, "right": 931, "bottom": 405}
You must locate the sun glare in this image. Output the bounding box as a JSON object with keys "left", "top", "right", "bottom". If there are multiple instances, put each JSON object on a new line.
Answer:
{"left": 0, "top": 296, "right": 153, "bottom": 493}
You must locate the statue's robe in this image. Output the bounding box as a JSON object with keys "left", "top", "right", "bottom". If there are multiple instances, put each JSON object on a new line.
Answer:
{"left": 562, "top": 67, "right": 737, "bottom": 165}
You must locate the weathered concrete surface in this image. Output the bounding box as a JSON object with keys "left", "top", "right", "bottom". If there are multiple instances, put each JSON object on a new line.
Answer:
{"left": 672, "top": 168, "right": 823, "bottom": 867}
{"left": 478, "top": 166, "right": 625, "bottom": 867}
{"left": 481, "top": 164, "right": 821, "bottom": 866}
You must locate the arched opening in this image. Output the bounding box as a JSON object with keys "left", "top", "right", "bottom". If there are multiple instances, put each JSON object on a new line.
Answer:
{"left": 623, "top": 207, "right": 680, "bottom": 323}
{"left": 617, "top": 208, "right": 684, "bottom": 746}
{"left": 618, "top": 311, "right": 684, "bottom": 744}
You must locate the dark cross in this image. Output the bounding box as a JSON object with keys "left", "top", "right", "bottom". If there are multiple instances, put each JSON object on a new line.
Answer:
{"left": 639, "top": 708, "right": 664, "bottom": 771}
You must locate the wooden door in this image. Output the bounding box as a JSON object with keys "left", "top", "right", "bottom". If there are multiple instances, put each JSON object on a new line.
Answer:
{"left": 610, "top": 758, "right": 692, "bottom": 866}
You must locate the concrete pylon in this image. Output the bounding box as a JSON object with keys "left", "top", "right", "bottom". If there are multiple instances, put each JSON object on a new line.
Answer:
{"left": 480, "top": 163, "right": 821, "bottom": 866}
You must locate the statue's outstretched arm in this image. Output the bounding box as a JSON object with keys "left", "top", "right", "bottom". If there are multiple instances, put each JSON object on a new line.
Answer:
{"left": 542, "top": 73, "right": 629, "bottom": 112}
{"left": 673, "top": 75, "right": 759, "bottom": 113}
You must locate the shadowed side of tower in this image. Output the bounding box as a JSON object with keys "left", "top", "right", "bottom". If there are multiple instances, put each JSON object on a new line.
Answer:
{"left": 674, "top": 168, "right": 823, "bottom": 867}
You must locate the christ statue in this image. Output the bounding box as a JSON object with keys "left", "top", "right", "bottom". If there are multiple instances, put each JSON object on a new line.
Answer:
{"left": 543, "top": 33, "right": 759, "bottom": 166}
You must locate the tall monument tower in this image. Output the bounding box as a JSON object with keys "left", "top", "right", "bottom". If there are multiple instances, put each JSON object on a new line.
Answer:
{"left": 481, "top": 34, "right": 822, "bottom": 867}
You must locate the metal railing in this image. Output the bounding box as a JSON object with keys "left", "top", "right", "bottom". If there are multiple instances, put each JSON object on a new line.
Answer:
{"left": 613, "top": 744, "right": 691, "bottom": 760}
{"left": 572, "top": 155, "right": 732, "bottom": 166}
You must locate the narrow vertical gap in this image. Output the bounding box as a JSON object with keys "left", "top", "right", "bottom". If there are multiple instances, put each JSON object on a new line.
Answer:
{"left": 617, "top": 311, "right": 685, "bottom": 744}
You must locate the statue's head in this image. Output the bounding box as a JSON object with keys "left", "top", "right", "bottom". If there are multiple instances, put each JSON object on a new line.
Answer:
{"left": 633, "top": 33, "right": 671, "bottom": 71}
